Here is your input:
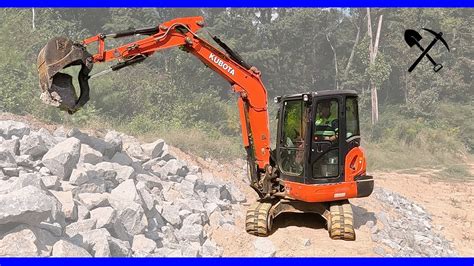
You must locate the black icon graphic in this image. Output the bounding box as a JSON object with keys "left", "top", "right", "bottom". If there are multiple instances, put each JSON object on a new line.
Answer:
{"left": 404, "top": 28, "right": 450, "bottom": 73}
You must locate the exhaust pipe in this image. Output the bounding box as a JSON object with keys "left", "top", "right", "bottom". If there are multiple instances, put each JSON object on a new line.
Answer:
{"left": 37, "top": 37, "right": 93, "bottom": 114}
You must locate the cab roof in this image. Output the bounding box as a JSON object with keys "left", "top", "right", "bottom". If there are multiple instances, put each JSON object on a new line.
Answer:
{"left": 280, "top": 90, "right": 358, "bottom": 100}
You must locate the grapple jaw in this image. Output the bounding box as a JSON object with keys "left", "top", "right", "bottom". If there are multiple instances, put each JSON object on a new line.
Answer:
{"left": 37, "top": 37, "right": 93, "bottom": 114}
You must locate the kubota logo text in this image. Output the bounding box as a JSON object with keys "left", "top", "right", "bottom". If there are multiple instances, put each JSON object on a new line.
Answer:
{"left": 209, "top": 53, "right": 235, "bottom": 76}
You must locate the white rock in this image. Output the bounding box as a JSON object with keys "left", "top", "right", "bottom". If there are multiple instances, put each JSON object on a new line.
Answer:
{"left": 108, "top": 236, "right": 131, "bottom": 257}
{"left": 254, "top": 238, "right": 276, "bottom": 257}
{"left": 0, "top": 150, "right": 17, "bottom": 169}
{"left": 200, "top": 239, "right": 223, "bottom": 257}
{"left": 41, "top": 175, "right": 60, "bottom": 190}
{"left": 141, "top": 139, "right": 165, "bottom": 159}
{"left": 0, "top": 185, "right": 61, "bottom": 226}
{"left": 77, "top": 204, "right": 90, "bottom": 220}
{"left": 0, "top": 120, "right": 30, "bottom": 139}
{"left": 122, "top": 135, "right": 148, "bottom": 160}
{"left": 65, "top": 218, "right": 97, "bottom": 237}
{"left": 19, "top": 132, "right": 48, "bottom": 159}
{"left": 53, "top": 126, "right": 67, "bottom": 138}
{"left": 176, "top": 224, "right": 204, "bottom": 244}
{"left": 0, "top": 225, "right": 39, "bottom": 256}
{"left": 161, "top": 203, "right": 181, "bottom": 227}
{"left": 110, "top": 179, "right": 141, "bottom": 204}
{"left": 90, "top": 207, "right": 116, "bottom": 229}
{"left": 72, "top": 228, "right": 111, "bottom": 257}
{"left": 50, "top": 190, "right": 77, "bottom": 221}
{"left": 52, "top": 240, "right": 92, "bottom": 257}
{"left": 112, "top": 202, "right": 147, "bottom": 241}
{"left": 78, "top": 193, "right": 109, "bottom": 210}
{"left": 132, "top": 234, "right": 157, "bottom": 255}
{"left": 95, "top": 161, "right": 135, "bottom": 184}
{"left": 79, "top": 144, "right": 103, "bottom": 165}
{"left": 104, "top": 130, "right": 123, "bottom": 158}
{"left": 38, "top": 128, "right": 58, "bottom": 149}
{"left": 42, "top": 137, "right": 81, "bottom": 180}
{"left": 136, "top": 181, "right": 155, "bottom": 212}
{"left": 0, "top": 138, "right": 19, "bottom": 156}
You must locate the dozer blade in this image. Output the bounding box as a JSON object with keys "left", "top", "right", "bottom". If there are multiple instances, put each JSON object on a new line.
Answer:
{"left": 37, "top": 36, "right": 93, "bottom": 114}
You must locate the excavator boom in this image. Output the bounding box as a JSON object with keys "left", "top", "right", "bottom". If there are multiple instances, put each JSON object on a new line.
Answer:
{"left": 36, "top": 16, "right": 272, "bottom": 195}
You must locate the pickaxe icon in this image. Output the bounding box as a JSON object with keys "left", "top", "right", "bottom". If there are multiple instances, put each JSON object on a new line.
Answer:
{"left": 404, "top": 28, "right": 450, "bottom": 73}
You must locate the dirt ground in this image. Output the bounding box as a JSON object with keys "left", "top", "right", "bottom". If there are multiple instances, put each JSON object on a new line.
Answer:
{"left": 2, "top": 113, "right": 472, "bottom": 257}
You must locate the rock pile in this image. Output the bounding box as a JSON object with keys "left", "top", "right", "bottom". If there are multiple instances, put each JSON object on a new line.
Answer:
{"left": 370, "top": 187, "right": 457, "bottom": 257}
{"left": 0, "top": 120, "right": 246, "bottom": 257}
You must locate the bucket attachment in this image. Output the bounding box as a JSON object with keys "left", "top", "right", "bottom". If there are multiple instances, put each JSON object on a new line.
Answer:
{"left": 37, "top": 37, "right": 93, "bottom": 114}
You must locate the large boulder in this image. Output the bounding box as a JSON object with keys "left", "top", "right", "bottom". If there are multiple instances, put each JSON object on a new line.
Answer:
{"left": 94, "top": 161, "right": 135, "bottom": 184}
{"left": 77, "top": 193, "right": 110, "bottom": 210}
{"left": 42, "top": 137, "right": 81, "bottom": 180}
{"left": 0, "top": 185, "right": 62, "bottom": 226}
{"left": 122, "top": 135, "right": 148, "bottom": 161}
{"left": 0, "top": 225, "right": 57, "bottom": 257}
{"left": 37, "top": 128, "right": 58, "bottom": 149}
{"left": 111, "top": 202, "right": 147, "bottom": 242}
{"left": 110, "top": 179, "right": 141, "bottom": 205}
{"left": 90, "top": 207, "right": 116, "bottom": 229}
{"left": 65, "top": 218, "right": 97, "bottom": 238}
{"left": 0, "top": 120, "right": 30, "bottom": 139}
{"left": 71, "top": 228, "right": 111, "bottom": 257}
{"left": 52, "top": 240, "right": 92, "bottom": 257}
{"left": 103, "top": 130, "right": 123, "bottom": 158}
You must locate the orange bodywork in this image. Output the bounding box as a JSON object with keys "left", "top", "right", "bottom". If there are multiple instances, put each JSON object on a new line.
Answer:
{"left": 284, "top": 147, "right": 367, "bottom": 202}
{"left": 81, "top": 16, "right": 271, "bottom": 170}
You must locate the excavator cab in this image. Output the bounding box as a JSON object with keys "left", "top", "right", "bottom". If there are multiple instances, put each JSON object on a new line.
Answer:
{"left": 276, "top": 91, "right": 361, "bottom": 184}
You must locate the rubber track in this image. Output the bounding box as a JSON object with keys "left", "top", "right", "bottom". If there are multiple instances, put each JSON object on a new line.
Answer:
{"left": 245, "top": 202, "right": 272, "bottom": 236}
{"left": 328, "top": 200, "right": 356, "bottom": 241}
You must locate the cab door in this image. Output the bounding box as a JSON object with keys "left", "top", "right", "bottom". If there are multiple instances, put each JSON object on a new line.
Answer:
{"left": 309, "top": 97, "right": 344, "bottom": 183}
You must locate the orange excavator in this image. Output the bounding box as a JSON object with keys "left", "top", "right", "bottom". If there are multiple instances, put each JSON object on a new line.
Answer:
{"left": 37, "top": 16, "right": 373, "bottom": 240}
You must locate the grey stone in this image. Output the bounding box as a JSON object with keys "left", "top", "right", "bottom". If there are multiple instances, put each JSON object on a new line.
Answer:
{"left": 175, "top": 180, "right": 195, "bottom": 198}
{"left": 0, "top": 149, "right": 17, "bottom": 169}
{"left": 376, "top": 211, "right": 390, "bottom": 228}
{"left": 78, "top": 193, "right": 110, "bottom": 210}
{"left": 53, "top": 126, "right": 67, "bottom": 138}
{"left": 0, "top": 120, "right": 30, "bottom": 139}
{"left": 90, "top": 207, "right": 116, "bottom": 229}
{"left": 19, "top": 132, "right": 49, "bottom": 159}
{"left": 95, "top": 161, "right": 135, "bottom": 184}
{"left": 38, "top": 221, "right": 63, "bottom": 237}
{"left": 52, "top": 239, "right": 92, "bottom": 257}
{"left": 132, "top": 234, "right": 157, "bottom": 255}
{"left": 15, "top": 154, "right": 36, "bottom": 168}
{"left": 104, "top": 130, "right": 123, "bottom": 158}
{"left": 41, "top": 175, "right": 60, "bottom": 190}
{"left": 79, "top": 144, "right": 103, "bottom": 165}
{"left": 51, "top": 190, "right": 77, "bottom": 221}
{"left": 38, "top": 128, "right": 58, "bottom": 150}
{"left": 136, "top": 181, "right": 155, "bottom": 212}
{"left": 366, "top": 220, "right": 375, "bottom": 229}
{"left": 254, "top": 238, "right": 276, "bottom": 257}
{"left": 65, "top": 218, "right": 97, "bottom": 237}
{"left": 108, "top": 236, "right": 131, "bottom": 257}
{"left": 303, "top": 238, "right": 311, "bottom": 246}
{"left": 69, "top": 165, "right": 97, "bottom": 186}
{"left": 3, "top": 167, "right": 19, "bottom": 177}
{"left": 160, "top": 225, "right": 179, "bottom": 245}
{"left": 0, "top": 185, "right": 61, "bottom": 226}
{"left": 141, "top": 139, "right": 165, "bottom": 159}
{"left": 42, "top": 137, "right": 81, "bottom": 180}
{"left": 0, "top": 138, "right": 19, "bottom": 156}
{"left": 153, "top": 247, "right": 182, "bottom": 257}
{"left": 147, "top": 208, "right": 167, "bottom": 232}
{"left": 204, "top": 203, "right": 219, "bottom": 217}
{"left": 200, "top": 239, "right": 223, "bottom": 257}
{"left": 39, "top": 167, "right": 51, "bottom": 176}
{"left": 111, "top": 152, "right": 133, "bottom": 166}
{"left": 0, "top": 172, "right": 45, "bottom": 195}
{"left": 112, "top": 202, "right": 147, "bottom": 241}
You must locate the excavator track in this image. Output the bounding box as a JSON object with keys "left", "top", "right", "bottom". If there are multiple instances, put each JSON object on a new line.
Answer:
{"left": 245, "top": 201, "right": 273, "bottom": 236}
{"left": 328, "top": 200, "right": 356, "bottom": 241}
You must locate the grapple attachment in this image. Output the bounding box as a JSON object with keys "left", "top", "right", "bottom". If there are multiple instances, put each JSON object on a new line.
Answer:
{"left": 37, "top": 37, "right": 93, "bottom": 114}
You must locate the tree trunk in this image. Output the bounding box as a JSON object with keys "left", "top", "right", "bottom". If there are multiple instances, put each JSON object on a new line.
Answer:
{"left": 341, "top": 23, "right": 360, "bottom": 90}
{"left": 32, "top": 8, "right": 35, "bottom": 30}
{"left": 367, "top": 8, "right": 383, "bottom": 125}
{"left": 326, "top": 33, "right": 338, "bottom": 90}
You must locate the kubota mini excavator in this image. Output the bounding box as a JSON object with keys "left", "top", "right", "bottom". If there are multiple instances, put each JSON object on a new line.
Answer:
{"left": 37, "top": 16, "right": 374, "bottom": 240}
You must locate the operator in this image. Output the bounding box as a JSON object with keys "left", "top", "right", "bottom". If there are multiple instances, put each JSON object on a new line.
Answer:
{"left": 315, "top": 101, "right": 338, "bottom": 142}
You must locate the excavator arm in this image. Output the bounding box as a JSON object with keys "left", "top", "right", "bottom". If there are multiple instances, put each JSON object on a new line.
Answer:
{"left": 37, "top": 16, "right": 275, "bottom": 197}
